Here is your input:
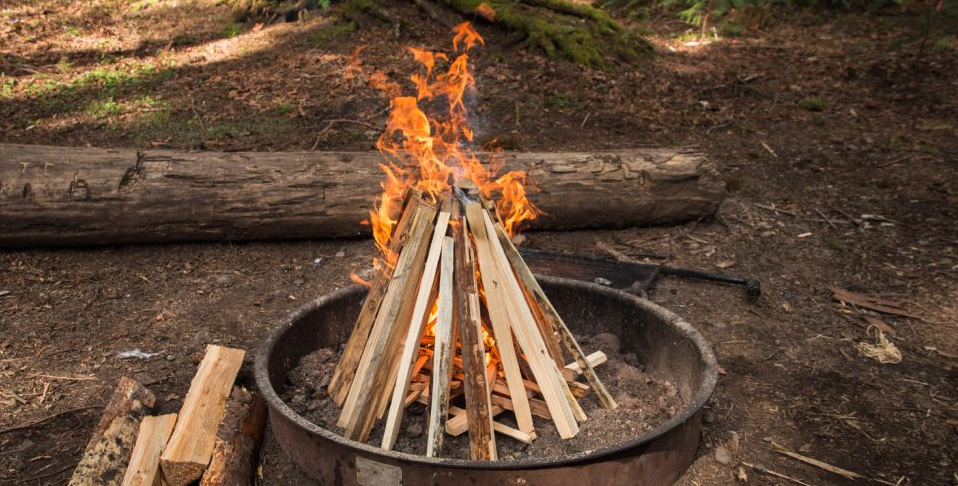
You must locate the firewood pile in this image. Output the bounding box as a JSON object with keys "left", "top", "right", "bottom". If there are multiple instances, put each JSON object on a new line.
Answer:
{"left": 327, "top": 185, "right": 617, "bottom": 460}
{"left": 68, "top": 345, "right": 264, "bottom": 486}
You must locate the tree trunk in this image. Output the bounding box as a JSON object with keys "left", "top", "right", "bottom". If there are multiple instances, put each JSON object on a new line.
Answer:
{"left": 0, "top": 144, "right": 725, "bottom": 248}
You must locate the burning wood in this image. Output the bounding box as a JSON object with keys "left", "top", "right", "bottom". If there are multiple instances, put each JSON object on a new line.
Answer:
{"left": 324, "top": 22, "right": 616, "bottom": 461}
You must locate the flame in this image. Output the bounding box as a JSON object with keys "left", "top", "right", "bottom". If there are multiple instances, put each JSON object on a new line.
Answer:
{"left": 367, "top": 22, "right": 540, "bottom": 267}
{"left": 350, "top": 270, "right": 373, "bottom": 289}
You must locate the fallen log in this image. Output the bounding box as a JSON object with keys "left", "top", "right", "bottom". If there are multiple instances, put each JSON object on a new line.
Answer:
{"left": 0, "top": 144, "right": 725, "bottom": 248}
{"left": 69, "top": 377, "right": 156, "bottom": 486}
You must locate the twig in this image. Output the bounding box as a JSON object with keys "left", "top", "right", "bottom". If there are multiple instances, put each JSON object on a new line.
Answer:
{"left": 706, "top": 120, "right": 733, "bottom": 134}
{"left": 18, "top": 461, "right": 79, "bottom": 482}
{"left": 580, "top": 112, "right": 591, "bottom": 128}
{"left": 770, "top": 441, "right": 865, "bottom": 480}
{"left": 829, "top": 205, "right": 861, "bottom": 227}
{"left": 814, "top": 208, "right": 838, "bottom": 231}
{"left": 878, "top": 156, "right": 911, "bottom": 169}
{"left": 26, "top": 373, "right": 98, "bottom": 381}
{"left": 310, "top": 119, "right": 378, "bottom": 150}
{"left": 760, "top": 141, "right": 778, "bottom": 158}
{"left": 0, "top": 405, "right": 103, "bottom": 435}
{"left": 742, "top": 461, "right": 813, "bottom": 486}
{"left": 755, "top": 203, "right": 797, "bottom": 216}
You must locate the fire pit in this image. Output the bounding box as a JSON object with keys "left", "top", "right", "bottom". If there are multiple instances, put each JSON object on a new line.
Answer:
{"left": 255, "top": 276, "right": 717, "bottom": 485}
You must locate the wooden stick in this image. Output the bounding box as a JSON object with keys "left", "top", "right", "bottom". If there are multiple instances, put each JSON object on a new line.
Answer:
{"left": 121, "top": 414, "right": 177, "bottom": 486}
{"left": 328, "top": 192, "right": 423, "bottom": 406}
{"left": 199, "top": 387, "right": 267, "bottom": 486}
{"left": 472, "top": 205, "right": 579, "bottom": 438}
{"left": 380, "top": 210, "right": 451, "bottom": 450}
{"left": 69, "top": 377, "right": 155, "bottom": 486}
{"left": 490, "top": 393, "right": 552, "bottom": 421}
{"left": 770, "top": 441, "right": 865, "bottom": 480}
{"left": 466, "top": 203, "right": 536, "bottom": 438}
{"left": 338, "top": 203, "right": 437, "bottom": 442}
{"left": 444, "top": 405, "right": 504, "bottom": 436}
{"left": 425, "top": 236, "right": 456, "bottom": 457}
{"left": 563, "top": 351, "right": 608, "bottom": 375}
{"left": 452, "top": 213, "right": 498, "bottom": 460}
{"left": 160, "top": 345, "right": 246, "bottom": 486}
{"left": 493, "top": 219, "right": 617, "bottom": 410}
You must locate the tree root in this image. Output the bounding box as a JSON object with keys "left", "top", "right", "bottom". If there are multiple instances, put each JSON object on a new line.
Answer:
{"left": 412, "top": 0, "right": 459, "bottom": 30}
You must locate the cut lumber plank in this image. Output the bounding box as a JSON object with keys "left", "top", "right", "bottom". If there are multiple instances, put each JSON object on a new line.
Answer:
{"left": 466, "top": 203, "right": 536, "bottom": 438}
{"left": 328, "top": 192, "right": 424, "bottom": 406}
{"left": 0, "top": 144, "right": 725, "bottom": 248}
{"left": 471, "top": 205, "right": 579, "bottom": 438}
{"left": 160, "top": 345, "right": 246, "bottom": 486}
{"left": 338, "top": 203, "right": 437, "bottom": 442}
{"left": 493, "top": 218, "right": 617, "bottom": 411}
{"left": 380, "top": 211, "right": 451, "bottom": 450}
{"left": 121, "top": 413, "right": 177, "bottom": 486}
{"left": 199, "top": 387, "right": 267, "bottom": 486}
{"left": 452, "top": 213, "right": 498, "bottom": 460}
{"left": 69, "top": 377, "right": 156, "bottom": 486}
{"left": 425, "top": 236, "right": 456, "bottom": 457}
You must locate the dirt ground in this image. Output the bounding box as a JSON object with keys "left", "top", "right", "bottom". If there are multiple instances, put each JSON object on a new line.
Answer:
{"left": 1, "top": 0, "right": 957, "bottom": 484}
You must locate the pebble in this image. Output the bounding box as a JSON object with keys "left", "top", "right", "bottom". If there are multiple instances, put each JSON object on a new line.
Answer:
{"left": 166, "top": 354, "right": 175, "bottom": 361}
{"left": 335, "top": 250, "right": 346, "bottom": 258}
{"left": 593, "top": 332, "right": 622, "bottom": 354}
{"left": 703, "top": 410, "right": 716, "bottom": 424}
{"left": 714, "top": 445, "right": 731, "bottom": 465}
{"left": 406, "top": 422, "right": 424, "bottom": 437}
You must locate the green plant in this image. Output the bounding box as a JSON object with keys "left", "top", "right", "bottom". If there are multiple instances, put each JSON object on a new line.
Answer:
{"left": 87, "top": 97, "right": 123, "bottom": 119}
{"left": 811, "top": 114, "right": 825, "bottom": 126}
{"left": 798, "top": 96, "right": 827, "bottom": 111}
{"left": 222, "top": 22, "right": 242, "bottom": 38}
{"left": 313, "top": 21, "right": 357, "bottom": 46}
{"left": 546, "top": 94, "right": 571, "bottom": 108}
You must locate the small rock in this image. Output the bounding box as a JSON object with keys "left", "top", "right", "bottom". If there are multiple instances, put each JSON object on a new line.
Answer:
{"left": 703, "top": 410, "right": 716, "bottom": 424}
{"left": 215, "top": 273, "right": 235, "bottom": 286}
{"left": 594, "top": 277, "right": 612, "bottom": 286}
{"left": 593, "top": 332, "right": 622, "bottom": 354}
{"left": 335, "top": 250, "right": 346, "bottom": 258}
{"left": 133, "top": 372, "right": 160, "bottom": 386}
{"left": 294, "top": 279, "right": 305, "bottom": 286}
{"left": 714, "top": 445, "right": 731, "bottom": 465}
{"left": 166, "top": 354, "right": 175, "bottom": 361}
{"left": 406, "top": 422, "right": 424, "bottom": 437}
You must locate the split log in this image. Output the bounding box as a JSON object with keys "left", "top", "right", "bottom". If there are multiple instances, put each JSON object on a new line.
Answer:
{"left": 328, "top": 191, "right": 423, "bottom": 406}
{"left": 69, "top": 377, "right": 156, "bottom": 486}
{"left": 160, "top": 345, "right": 246, "bottom": 486}
{"left": 0, "top": 144, "right": 725, "bottom": 248}
{"left": 452, "top": 214, "right": 498, "bottom": 460}
{"left": 337, "top": 203, "right": 437, "bottom": 442}
{"left": 381, "top": 210, "right": 451, "bottom": 450}
{"left": 121, "top": 413, "right": 177, "bottom": 486}
{"left": 470, "top": 204, "right": 580, "bottom": 438}
{"left": 199, "top": 387, "right": 267, "bottom": 486}
{"left": 425, "top": 236, "right": 456, "bottom": 457}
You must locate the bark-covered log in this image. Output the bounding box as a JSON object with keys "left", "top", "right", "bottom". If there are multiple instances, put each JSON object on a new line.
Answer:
{"left": 68, "top": 377, "right": 156, "bottom": 486}
{"left": 0, "top": 144, "right": 725, "bottom": 248}
{"left": 198, "top": 387, "right": 267, "bottom": 486}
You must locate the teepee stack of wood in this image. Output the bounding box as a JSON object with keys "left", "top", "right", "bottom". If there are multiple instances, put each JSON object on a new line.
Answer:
{"left": 326, "top": 184, "right": 617, "bottom": 460}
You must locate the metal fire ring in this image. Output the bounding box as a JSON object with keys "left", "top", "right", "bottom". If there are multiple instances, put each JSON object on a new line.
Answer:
{"left": 255, "top": 276, "right": 718, "bottom": 485}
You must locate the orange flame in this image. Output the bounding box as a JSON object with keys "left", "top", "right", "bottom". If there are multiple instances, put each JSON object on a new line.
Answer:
{"left": 367, "top": 22, "right": 540, "bottom": 266}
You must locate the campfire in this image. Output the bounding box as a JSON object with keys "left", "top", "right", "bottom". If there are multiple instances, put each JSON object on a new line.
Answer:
{"left": 325, "top": 23, "right": 616, "bottom": 460}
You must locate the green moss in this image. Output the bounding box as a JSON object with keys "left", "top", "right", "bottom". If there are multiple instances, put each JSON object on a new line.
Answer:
{"left": 313, "top": 20, "right": 357, "bottom": 46}
{"left": 798, "top": 96, "right": 827, "bottom": 112}
{"left": 437, "top": 0, "right": 649, "bottom": 67}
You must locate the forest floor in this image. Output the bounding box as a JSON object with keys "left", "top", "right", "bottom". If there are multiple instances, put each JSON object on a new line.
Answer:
{"left": 1, "top": 0, "right": 957, "bottom": 484}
